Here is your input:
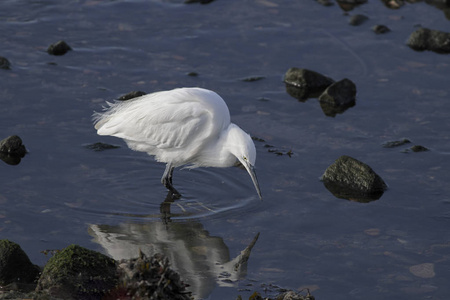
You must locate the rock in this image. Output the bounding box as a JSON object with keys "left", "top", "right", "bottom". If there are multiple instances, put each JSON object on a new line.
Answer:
{"left": 382, "top": 138, "right": 411, "bottom": 148}
{"left": 0, "top": 135, "right": 26, "bottom": 156}
{"left": 0, "top": 240, "right": 40, "bottom": 286}
{"left": 321, "top": 155, "right": 387, "bottom": 202}
{"left": 349, "top": 14, "right": 369, "bottom": 26}
{"left": 318, "top": 78, "right": 356, "bottom": 116}
{"left": 47, "top": 40, "right": 72, "bottom": 56}
{"left": 372, "top": 24, "right": 390, "bottom": 34}
{"left": 407, "top": 28, "right": 450, "bottom": 54}
{"left": 36, "top": 244, "right": 117, "bottom": 300}
{"left": 410, "top": 145, "right": 429, "bottom": 152}
{"left": 336, "top": 0, "right": 368, "bottom": 11}
{"left": 0, "top": 56, "right": 11, "bottom": 70}
{"left": 284, "top": 68, "right": 334, "bottom": 100}
{"left": 118, "top": 90, "right": 147, "bottom": 101}
{"left": 107, "top": 251, "right": 192, "bottom": 300}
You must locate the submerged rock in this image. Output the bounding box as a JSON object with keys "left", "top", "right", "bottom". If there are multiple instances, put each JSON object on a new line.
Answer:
{"left": 84, "top": 142, "right": 120, "bottom": 151}
{"left": 318, "top": 78, "right": 356, "bottom": 116}
{"left": 349, "top": 14, "right": 368, "bottom": 26}
{"left": 407, "top": 28, "right": 450, "bottom": 53}
{"left": 0, "top": 240, "right": 41, "bottom": 287}
{"left": 321, "top": 155, "right": 387, "bottom": 202}
{"left": 382, "top": 138, "right": 411, "bottom": 148}
{"left": 47, "top": 40, "right": 72, "bottom": 56}
{"left": 372, "top": 24, "right": 390, "bottom": 34}
{"left": 36, "top": 244, "right": 117, "bottom": 300}
{"left": 0, "top": 135, "right": 26, "bottom": 156}
{"left": 284, "top": 68, "right": 334, "bottom": 100}
{"left": 0, "top": 56, "right": 11, "bottom": 70}
{"left": 118, "top": 90, "right": 147, "bottom": 101}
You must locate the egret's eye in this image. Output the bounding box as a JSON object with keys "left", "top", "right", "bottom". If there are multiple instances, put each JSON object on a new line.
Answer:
{"left": 243, "top": 156, "right": 247, "bottom": 161}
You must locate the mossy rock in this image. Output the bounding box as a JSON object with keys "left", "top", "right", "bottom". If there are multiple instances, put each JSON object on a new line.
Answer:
{"left": 321, "top": 155, "right": 387, "bottom": 202}
{"left": 0, "top": 239, "right": 41, "bottom": 286}
{"left": 36, "top": 244, "right": 117, "bottom": 300}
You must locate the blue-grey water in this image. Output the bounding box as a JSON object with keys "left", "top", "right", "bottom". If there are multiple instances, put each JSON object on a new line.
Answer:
{"left": 1, "top": 1, "right": 450, "bottom": 299}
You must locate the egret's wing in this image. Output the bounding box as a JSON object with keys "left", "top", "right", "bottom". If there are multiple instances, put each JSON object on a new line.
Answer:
{"left": 94, "top": 89, "right": 227, "bottom": 150}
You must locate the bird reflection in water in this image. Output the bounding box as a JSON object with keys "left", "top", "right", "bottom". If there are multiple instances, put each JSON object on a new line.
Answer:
{"left": 89, "top": 196, "right": 259, "bottom": 299}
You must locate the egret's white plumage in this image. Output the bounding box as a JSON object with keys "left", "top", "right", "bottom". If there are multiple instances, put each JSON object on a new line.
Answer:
{"left": 93, "top": 87, "right": 261, "bottom": 199}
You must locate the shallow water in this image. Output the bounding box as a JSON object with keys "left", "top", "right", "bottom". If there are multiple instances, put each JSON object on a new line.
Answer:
{"left": 1, "top": 0, "right": 450, "bottom": 299}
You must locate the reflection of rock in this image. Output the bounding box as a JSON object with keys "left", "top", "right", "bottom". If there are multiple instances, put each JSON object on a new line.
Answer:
{"left": 321, "top": 155, "right": 387, "bottom": 202}
{"left": 89, "top": 221, "right": 259, "bottom": 299}
{"left": 0, "top": 135, "right": 26, "bottom": 165}
{"left": 407, "top": 28, "right": 450, "bottom": 54}
{"left": 284, "top": 68, "right": 334, "bottom": 101}
{"left": 318, "top": 78, "right": 356, "bottom": 117}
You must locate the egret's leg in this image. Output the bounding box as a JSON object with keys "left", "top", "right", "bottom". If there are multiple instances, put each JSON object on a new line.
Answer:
{"left": 161, "top": 163, "right": 181, "bottom": 197}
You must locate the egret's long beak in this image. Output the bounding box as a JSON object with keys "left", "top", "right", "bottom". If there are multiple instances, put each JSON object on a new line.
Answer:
{"left": 245, "top": 162, "right": 262, "bottom": 200}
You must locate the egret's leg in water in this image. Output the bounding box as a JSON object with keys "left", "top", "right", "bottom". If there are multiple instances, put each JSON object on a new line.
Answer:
{"left": 161, "top": 163, "right": 181, "bottom": 197}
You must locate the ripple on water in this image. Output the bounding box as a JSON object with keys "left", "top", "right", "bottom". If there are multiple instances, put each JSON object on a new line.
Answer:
{"left": 70, "top": 165, "right": 260, "bottom": 222}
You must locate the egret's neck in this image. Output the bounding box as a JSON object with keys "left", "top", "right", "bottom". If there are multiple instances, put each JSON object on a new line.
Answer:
{"left": 199, "top": 124, "right": 240, "bottom": 168}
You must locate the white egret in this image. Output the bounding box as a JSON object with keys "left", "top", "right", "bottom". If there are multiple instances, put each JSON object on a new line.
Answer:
{"left": 93, "top": 87, "right": 261, "bottom": 199}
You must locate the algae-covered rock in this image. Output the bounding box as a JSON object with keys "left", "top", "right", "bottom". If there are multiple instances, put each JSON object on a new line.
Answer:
{"left": 36, "top": 244, "right": 117, "bottom": 300}
{"left": 0, "top": 239, "right": 40, "bottom": 286}
{"left": 321, "top": 155, "right": 387, "bottom": 202}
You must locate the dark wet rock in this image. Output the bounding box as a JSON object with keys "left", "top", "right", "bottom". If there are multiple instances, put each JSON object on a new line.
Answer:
{"left": 107, "top": 251, "right": 192, "bottom": 300}
{"left": 187, "top": 71, "right": 199, "bottom": 76}
{"left": 85, "top": 142, "right": 120, "bottom": 151}
{"left": 336, "top": 0, "right": 368, "bottom": 11}
{"left": 185, "top": 0, "right": 215, "bottom": 4}
{"left": 321, "top": 155, "right": 387, "bottom": 202}
{"left": 47, "top": 40, "right": 72, "bottom": 56}
{"left": 241, "top": 76, "right": 266, "bottom": 82}
{"left": 410, "top": 145, "right": 429, "bottom": 152}
{"left": 0, "top": 240, "right": 40, "bottom": 287}
{"left": 118, "top": 90, "right": 147, "bottom": 100}
{"left": 382, "top": 138, "right": 411, "bottom": 148}
{"left": 318, "top": 78, "right": 356, "bottom": 116}
{"left": 0, "top": 56, "right": 11, "bottom": 70}
{"left": 36, "top": 244, "right": 117, "bottom": 300}
{"left": 284, "top": 68, "right": 334, "bottom": 101}
{"left": 0, "top": 135, "right": 26, "bottom": 156}
{"left": 373, "top": 24, "right": 391, "bottom": 34}
{"left": 0, "top": 135, "right": 26, "bottom": 164}
{"left": 349, "top": 14, "right": 369, "bottom": 26}
{"left": 407, "top": 28, "right": 450, "bottom": 53}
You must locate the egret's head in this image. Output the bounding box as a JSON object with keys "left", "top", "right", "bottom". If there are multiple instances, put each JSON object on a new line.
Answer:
{"left": 228, "top": 125, "right": 262, "bottom": 200}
